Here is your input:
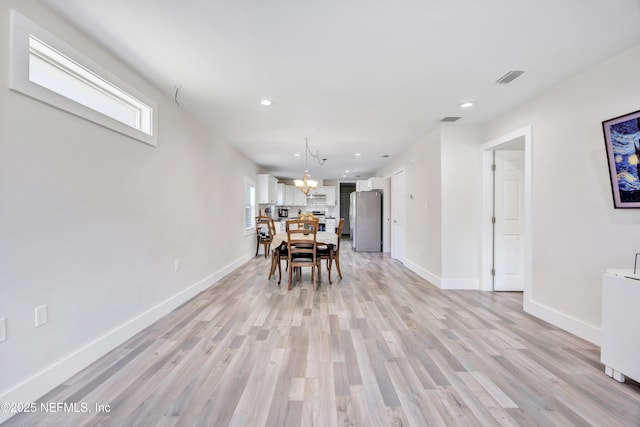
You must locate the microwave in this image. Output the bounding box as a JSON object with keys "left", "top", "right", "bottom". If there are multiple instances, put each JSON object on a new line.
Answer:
{"left": 278, "top": 208, "right": 289, "bottom": 218}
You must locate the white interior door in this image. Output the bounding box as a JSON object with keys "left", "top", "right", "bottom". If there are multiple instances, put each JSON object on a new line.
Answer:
{"left": 391, "top": 169, "right": 405, "bottom": 263}
{"left": 493, "top": 150, "right": 525, "bottom": 291}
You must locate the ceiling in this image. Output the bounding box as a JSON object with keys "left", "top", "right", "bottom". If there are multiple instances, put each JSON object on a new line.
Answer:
{"left": 39, "top": 0, "right": 640, "bottom": 181}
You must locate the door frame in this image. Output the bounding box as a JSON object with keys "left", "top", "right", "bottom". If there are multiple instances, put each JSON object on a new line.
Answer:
{"left": 480, "top": 126, "right": 532, "bottom": 297}
{"left": 382, "top": 176, "right": 391, "bottom": 252}
{"left": 389, "top": 167, "right": 406, "bottom": 263}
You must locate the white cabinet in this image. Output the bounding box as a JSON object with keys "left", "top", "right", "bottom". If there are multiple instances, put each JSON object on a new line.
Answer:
{"left": 356, "top": 180, "right": 368, "bottom": 191}
{"left": 324, "top": 186, "right": 336, "bottom": 206}
{"left": 283, "top": 185, "right": 306, "bottom": 206}
{"left": 293, "top": 187, "right": 307, "bottom": 206}
{"left": 325, "top": 218, "right": 337, "bottom": 233}
{"left": 601, "top": 270, "right": 640, "bottom": 383}
{"left": 284, "top": 185, "right": 295, "bottom": 205}
{"left": 277, "top": 183, "right": 285, "bottom": 205}
{"left": 367, "top": 177, "right": 384, "bottom": 190}
{"left": 356, "top": 178, "right": 383, "bottom": 191}
{"left": 257, "top": 174, "right": 278, "bottom": 204}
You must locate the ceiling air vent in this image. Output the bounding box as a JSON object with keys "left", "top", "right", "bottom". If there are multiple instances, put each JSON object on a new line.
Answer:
{"left": 440, "top": 116, "right": 461, "bottom": 122}
{"left": 495, "top": 70, "right": 525, "bottom": 84}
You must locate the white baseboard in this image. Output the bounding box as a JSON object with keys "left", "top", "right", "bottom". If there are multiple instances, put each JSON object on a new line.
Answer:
{"left": 403, "top": 259, "right": 479, "bottom": 290}
{"left": 440, "top": 278, "right": 480, "bottom": 290}
{"left": 0, "top": 254, "right": 251, "bottom": 425}
{"left": 524, "top": 296, "right": 601, "bottom": 346}
{"left": 403, "top": 258, "right": 441, "bottom": 288}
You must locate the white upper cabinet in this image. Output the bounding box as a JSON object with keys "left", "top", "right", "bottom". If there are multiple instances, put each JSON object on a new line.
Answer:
{"left": 324, "top": 186, "right": 336, "bottom": 205}
{"left": 293, "top": 187, "right": 307, "bottom": 206}
{"left": 367, "top": 177, "right": 384, "bottom": 190}
{"left": 257, "top": 174, "right": 279, "bottom": 204}
{"left": 282, "top": 185, "right": 306, "bottom": 206}
{"left": 285, "top": 185, "right": 295, "bottom": 205}
{"left": 356, "top": 178, "right": 384, "bottom": 191}
{"left": 277, "top": 183, "right": 285, "bottom": 205}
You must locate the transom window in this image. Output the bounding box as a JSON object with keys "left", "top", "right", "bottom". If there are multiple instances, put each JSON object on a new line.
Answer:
{"left": 10, "top": 10, "right": 157, "bottom": 146}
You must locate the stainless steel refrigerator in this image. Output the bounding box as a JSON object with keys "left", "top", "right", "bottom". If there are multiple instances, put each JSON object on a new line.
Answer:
{"left": 349, "top": 190, "right": 382, "bottom": 252}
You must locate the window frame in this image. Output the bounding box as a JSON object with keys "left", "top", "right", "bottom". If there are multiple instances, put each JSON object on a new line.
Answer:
{"left": 9, "top": 9, "right": 158, "bottom": 146}
{"left": 244, "top": 177, "right": 256, "bottom": 236}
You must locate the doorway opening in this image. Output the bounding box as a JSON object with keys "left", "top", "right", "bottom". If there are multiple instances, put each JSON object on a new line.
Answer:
{"left": 339, "top": 182, "right": 356, "bottom": 237}
{"left": 480, "top": 127, "right": 532, "bottom": 296}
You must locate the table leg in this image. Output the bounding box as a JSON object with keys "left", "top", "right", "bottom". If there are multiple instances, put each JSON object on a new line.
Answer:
{"left": 269, "top": 248, "right": 279, "bottom": 280}
{"left": 328, "top": 244, "right": 334, "bottom": 285}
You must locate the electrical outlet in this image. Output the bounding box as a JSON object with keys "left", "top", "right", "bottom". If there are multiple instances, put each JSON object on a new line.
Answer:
{"left": 174, "top": 258, "right": 181, "bottom": 272}
{"left": 0, "top": 318, "right": 6, "bottom": 342}
{"left": 35, "top": 305, "right": 48, "bottom": 327}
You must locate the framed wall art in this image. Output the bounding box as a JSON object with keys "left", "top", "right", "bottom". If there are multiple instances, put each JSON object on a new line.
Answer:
{"left": 602, "top": 109, "right": 640, "bottom": 208}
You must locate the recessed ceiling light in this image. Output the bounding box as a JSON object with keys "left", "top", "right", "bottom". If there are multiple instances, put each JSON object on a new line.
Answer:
{"left": 355, "top": 153, "right": 361, "bottom": 157}
{"left": 260, "top": 99, "right": 272, "bottom": 106}
{"left": 294, "top": 153, "right": 300, "bottom": 157}
{"left": 345, "top": 170, "right": 350, "bottom": 173}
{"left": 342, "top": 174, "right": 347, "bottom": 178}
{"left": 382, "top": 154, "right": 389, "bottom": 158}
{"left": 459, "top": 101, "right": 474, "bottom": 109}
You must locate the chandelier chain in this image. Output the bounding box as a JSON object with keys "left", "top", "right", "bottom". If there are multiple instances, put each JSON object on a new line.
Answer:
{"left": 305, "top": 138, "right": 326, "bottom": 167}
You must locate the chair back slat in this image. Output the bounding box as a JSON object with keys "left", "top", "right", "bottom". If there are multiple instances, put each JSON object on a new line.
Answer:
{"left": 286, "top": 219, "right": 318, "bottom": 260}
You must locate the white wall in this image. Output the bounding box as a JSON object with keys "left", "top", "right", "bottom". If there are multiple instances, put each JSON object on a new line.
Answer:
{"left": 483, "top": 42, "right": 640, "bottom": 343}
{"left": 382, "top": 127, "right": 443, "bottom": 282}
{"left": 0, "top": 1, "right": 258, "bottom": 417}
{"left": 440, "top": 126, "right": 483, "bottom": 289}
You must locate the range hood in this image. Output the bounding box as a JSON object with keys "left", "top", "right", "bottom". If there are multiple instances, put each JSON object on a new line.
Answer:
{"left": 306, "top": 194, "right": 327, "bottom": 200}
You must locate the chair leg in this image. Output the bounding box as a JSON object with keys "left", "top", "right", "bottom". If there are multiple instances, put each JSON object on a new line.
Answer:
{"left": 312, "top": 265, "right": 317, "bottom": 291}
{"left": 277, "top": 255, "right": 282, "bottom": 284}
{"left": 269, "top": 252, "right": 276, "bottom": 280}
{"left": 255, "top": 236, "right": 259, "bottom": 256}
{"left": 288, "top": 264, "right": 293, "bottom": 290}
{"left": 335, "top": 255, "right": 342, "bottom": 280}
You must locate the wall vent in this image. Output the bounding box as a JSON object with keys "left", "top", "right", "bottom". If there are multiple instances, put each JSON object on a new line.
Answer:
{"left": 440, "top": 116, "right": 461, "bottom": 122}
{"left": 495, "top": 70, "right": 525, "bottom": 84}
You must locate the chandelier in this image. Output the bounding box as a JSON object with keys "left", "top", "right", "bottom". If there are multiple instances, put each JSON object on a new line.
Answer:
{"left": 294, "top": 138, "right": 325, "bottom": 195}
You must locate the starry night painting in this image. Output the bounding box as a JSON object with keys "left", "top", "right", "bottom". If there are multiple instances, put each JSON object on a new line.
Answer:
{"left": 603, "top": 110, "right": 640, "bottom": 208}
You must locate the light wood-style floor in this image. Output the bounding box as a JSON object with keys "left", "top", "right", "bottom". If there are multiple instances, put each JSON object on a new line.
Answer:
{"left": 4, "top": 240, "right": 640, "bottom": 426}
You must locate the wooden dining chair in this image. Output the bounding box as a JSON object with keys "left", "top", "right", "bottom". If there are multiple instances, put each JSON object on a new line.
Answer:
{"left": 286, "top": 218, "right": 321, "bottom": 290}
{"left": 255, "top": 216, "right": 275, "bottom": 258}
{"left": 317, "top": 217, "right": 345, "bottom": 283}
{"left": 273, "top": 217, "right": 318, "bottom": 285}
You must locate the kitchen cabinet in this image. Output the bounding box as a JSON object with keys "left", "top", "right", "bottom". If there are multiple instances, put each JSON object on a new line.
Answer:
{"left": 293, "top": 187, "right": 307, "bottom": 206}
{"left": 356, "top": 178, "right": 383, "bottom": 191}
{"left": 324, "top": 186, "right": 336, "bottom": 206}
{"left": 284, "top": 185, "right": 295, "bottom": 205}
{"left": 277, "top": 183, "right": 285, "bottom": 205}
{"left": 282, "top": 185, "right": 306, "bottom": 206}
{"left": 367, "top": 177, "right": 384, "bottom": 190}
{"left": 257, "top": 174, "right": 278, "bottom": 204}
{"left": 325, "top": 217, "right": 337, "bottom": 233}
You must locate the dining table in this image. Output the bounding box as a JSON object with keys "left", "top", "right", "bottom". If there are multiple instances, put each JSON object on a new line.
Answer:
{"left": 269, "top": 231, "right": 339, "bottom": 284}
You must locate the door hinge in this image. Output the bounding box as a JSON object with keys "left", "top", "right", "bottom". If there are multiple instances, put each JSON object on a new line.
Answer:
{"left": 491, "top": 164, "right": 496, "bottom": 172}
{"left": 491, "top": 216, "right": 496, "bottom": 224}
{"left": 491, "top": 268, "right": 495, "bottom": 276}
